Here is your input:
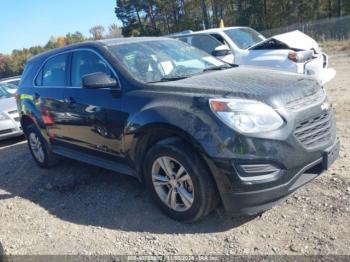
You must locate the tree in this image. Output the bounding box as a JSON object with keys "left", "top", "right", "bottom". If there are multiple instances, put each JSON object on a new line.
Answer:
{"left": 107, "top": 24, "right": 123, "bottom": 38}
{"left": 65, "top": 31, "right": 84, "bottom": 44}
{"left": 56, "top": 36, "right": 66, "bottom": 47}
{"left": 89, "top": 25, "right": 105, "bottom": 40}
{"left": 336, "top": 0, "right": 342, "bottom": 16}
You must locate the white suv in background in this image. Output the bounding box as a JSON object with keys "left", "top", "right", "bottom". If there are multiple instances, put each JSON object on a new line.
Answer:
{"left": 0, "top": 76, "right": 23, "bottom": 140}
{"left": 171, "top": 27, "right": 336, "bottom": 85}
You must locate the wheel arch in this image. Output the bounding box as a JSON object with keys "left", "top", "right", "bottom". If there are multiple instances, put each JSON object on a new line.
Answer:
{"left": 132, "top": 122, "right": 216, "bottom": 184}
{"left": 20, "top": 114, "right": 36, "bottom": 133}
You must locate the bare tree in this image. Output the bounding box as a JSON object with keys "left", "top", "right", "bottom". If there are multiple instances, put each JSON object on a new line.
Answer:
{"left": 89, "top": 25, "right": 105, "bottom": 40}
{"left": 107, "top": 24, "right": 123, "bottom": 38}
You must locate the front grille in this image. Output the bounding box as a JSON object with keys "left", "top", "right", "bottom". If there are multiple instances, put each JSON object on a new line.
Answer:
{"left": 14, "top": 117, "right": 20, "bottom": 122}
{"left": 0, "top": 129, "right": 13, "bottom": 135}
{"left": 294, "top": 111, "right": 332, "bottom": 149}
{"left": 286, "top": 88, "right": 325, "bottom": 111}
{"left": 7, "top": 110, "right": 18, "bottom": 114}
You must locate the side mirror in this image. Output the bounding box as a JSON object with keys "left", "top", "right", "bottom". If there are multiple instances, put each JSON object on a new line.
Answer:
{"left": 212, "top": 45, "right": 232, "bottom": 57}
{"left": 82, "top": 72, "right": 118, "bottom": 89}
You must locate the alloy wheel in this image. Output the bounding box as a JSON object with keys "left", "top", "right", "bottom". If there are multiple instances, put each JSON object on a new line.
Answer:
{"left": 29, "top": 132, "right": 45, "bottom": 163}
{"left": 151, "top": 156, "right": 194, "bottom": 212}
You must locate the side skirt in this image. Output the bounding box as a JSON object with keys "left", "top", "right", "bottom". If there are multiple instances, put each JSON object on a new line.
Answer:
{"left": 52, "top": 146, "right": 137, "bottom": 178}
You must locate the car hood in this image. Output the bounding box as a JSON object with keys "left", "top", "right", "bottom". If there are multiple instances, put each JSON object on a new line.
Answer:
{"left": 0, "top": 97, "right": 17, "bottom": 112}
{"left": 251, "top": 30, "right": 320, "bottom": 53}
{"left": 153, "top": 66, "right": 323, "bottom": 108}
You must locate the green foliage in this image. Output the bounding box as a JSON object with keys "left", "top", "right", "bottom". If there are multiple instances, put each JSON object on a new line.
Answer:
{"left": 115, "top": 0, "right": 350, "bottom": 36}
{"left": 1, "top": 1, "right": 349, "bottom": 79}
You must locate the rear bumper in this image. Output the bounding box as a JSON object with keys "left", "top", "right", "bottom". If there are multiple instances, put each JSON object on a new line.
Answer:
{"left": 212, "top": 138, "right": 340, "bottom": 216}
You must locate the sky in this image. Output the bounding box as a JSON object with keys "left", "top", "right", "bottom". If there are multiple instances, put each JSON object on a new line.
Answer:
{"left": 0, "top": 0, "right": 121, "bottom": 54}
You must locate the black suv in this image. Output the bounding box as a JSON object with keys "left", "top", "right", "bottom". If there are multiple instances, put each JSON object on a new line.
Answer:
{"left": 17, "top": 37, "right": 339, "bottom": 222}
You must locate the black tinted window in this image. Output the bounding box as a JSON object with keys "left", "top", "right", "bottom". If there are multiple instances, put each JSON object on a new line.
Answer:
{"left": 71, "top": 51, "right": 112, "bottom": 87}
{"left": 42, "top": 54, "right": 68, "bottom": 86}
{"left": 190, "top": 35, "right": 222, "bottom": 54}
{"left": 0, "top": 85, "right": 12, "bottom": 99}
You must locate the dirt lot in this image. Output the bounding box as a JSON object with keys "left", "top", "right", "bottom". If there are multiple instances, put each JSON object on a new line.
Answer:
{"left": 0, "top": 51, "right": 349, "bottom": 256}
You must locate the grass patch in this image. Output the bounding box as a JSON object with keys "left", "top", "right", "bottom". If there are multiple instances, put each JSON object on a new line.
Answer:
{"left": 320, "top": 39, "right": 350, "bottom": 53}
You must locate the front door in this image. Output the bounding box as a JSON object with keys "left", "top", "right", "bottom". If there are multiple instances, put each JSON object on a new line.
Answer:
{"left": 62, "top": 50, "right": 127, "bottom": 162}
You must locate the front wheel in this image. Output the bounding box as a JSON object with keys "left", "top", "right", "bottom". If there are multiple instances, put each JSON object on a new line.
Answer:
{"left": 144, "top": 138, "right": 219, "bottom": 222}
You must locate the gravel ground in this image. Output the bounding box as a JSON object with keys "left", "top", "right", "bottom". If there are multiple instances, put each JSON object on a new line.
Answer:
{"left": 0, "top": 51, "right": 349, "bottom": 256}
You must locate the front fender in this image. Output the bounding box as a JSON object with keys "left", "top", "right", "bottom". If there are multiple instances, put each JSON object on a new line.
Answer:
{"left": 124, "top": 104, "right": 236, "bottom": 163}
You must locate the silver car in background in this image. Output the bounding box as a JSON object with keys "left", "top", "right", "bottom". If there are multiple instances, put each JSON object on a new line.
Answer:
{"left": 0, "top": 79, "right": 23, "bottom": 140}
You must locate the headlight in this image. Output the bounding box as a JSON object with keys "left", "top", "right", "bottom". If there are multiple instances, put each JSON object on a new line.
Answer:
{"left": 209, "top": 98, "right": 284, "bottom": 133}
{"left": 288, "top": 50, "right": 314, "bottom": 63}
{"left": 0, "top": 113, "right": 8, "bottom": 120}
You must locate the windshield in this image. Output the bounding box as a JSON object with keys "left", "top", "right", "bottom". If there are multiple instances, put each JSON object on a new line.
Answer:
{"left": 0, "top": 86, "right": 12, "bottom": 99}
{"left": 108, "top": 39, "right": 226, "bottom": 83}
{"left": 0, "top": 81, "right": 19, "bottom": 95}
{"left": 224, "top": 28, "right": 265, "bottom": 49}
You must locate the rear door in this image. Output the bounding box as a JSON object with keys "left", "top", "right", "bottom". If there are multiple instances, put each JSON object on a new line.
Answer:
{"left": 34, "top": 53, "right": 70, "bottom": 143}
{"left": 62, "top": 49, "right": 127, "bottom": 162}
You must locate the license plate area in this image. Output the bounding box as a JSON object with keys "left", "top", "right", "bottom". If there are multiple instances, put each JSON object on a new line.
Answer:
{"left": 323, "top": 140, "right": 340, "bottom": 170}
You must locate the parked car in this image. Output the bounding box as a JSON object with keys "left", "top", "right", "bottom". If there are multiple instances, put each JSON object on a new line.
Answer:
{"left": 17, "top": 38, "right": 339, "bottom": 222}
{"left": 171, "top": 27, "right": 336, "bottom": 85}
{"left": 0, "top": 84, "right": 23, "bottom": 140}
{"left": 0, "top": 76, "right": 21, "bottom": 95}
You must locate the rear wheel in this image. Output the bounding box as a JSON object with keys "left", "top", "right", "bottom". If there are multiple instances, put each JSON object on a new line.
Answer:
{"left": 144, "top": 138, "right": 219, "bottom": 222}
{"left": 24, "top": 124, "right": 60, "bottom": 168}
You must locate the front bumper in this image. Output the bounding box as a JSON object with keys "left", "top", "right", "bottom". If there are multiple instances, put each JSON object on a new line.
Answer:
{"left": 304, "top": 53, "right": 336, "bottom": 85}
{"left": 215, "top": 138, "right": 340, "bottom": 216}
{"left": 0, "top": 119, "right": 23, "bottom": 140}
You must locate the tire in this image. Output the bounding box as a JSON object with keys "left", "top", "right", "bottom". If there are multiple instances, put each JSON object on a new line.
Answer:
{"left": 144, "top": 138, "right": 219, "bottom": 222}
{"left": 24, "top": 124, "right": 60, "bottom": 168}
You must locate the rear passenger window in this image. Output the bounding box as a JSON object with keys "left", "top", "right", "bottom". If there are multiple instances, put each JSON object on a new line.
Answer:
{"left": 35, "top": 69, "right": 43, "bottom": 86}
{"left": 41, "top": 54, "right": 68, "bottom": 87}
{"left": 71, "top": 51, "right": 113, "bottom": 87}
{"left": 190, "top": 35, "right": 222, "bottom": 55}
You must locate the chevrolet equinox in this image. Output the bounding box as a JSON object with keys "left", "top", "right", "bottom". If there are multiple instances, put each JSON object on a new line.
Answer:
{"left": 17, "top": 38, "right": 339, "bottom": 222}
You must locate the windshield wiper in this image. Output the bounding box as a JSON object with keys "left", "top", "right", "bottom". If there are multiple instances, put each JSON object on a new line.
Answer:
{"left": 203, "top": 64, "right": 235, "bottom": 72}
{"left": 149, "top": 75, "right": 190, "bottom": 83}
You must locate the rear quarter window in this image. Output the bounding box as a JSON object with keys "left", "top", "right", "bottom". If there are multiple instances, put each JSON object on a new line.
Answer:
{"left": 35, "top": 53, "right": 68, "bottom": 87}
{"left": 19, "top": 62, "right": 35, "bottom": 88}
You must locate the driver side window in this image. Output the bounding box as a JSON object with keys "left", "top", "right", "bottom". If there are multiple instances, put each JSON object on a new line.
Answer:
{"left": 71, "top": 50, "right": 113, "bottom": 87}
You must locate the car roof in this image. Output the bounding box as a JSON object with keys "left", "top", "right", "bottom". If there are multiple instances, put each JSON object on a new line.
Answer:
{"left": 0, "top": 76, "right": 21, "bottom": 83}
{"left": 27, "top": 37, "right": 175, "bottom": 64}
{"left": 99, "top": 37, "right": 172, "bottom": 46}
{"left": 172, "top": 26, "right": 250, "bottom": 37}
{"left": 196, "top": 26, "right": 247, "bottom": 33}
